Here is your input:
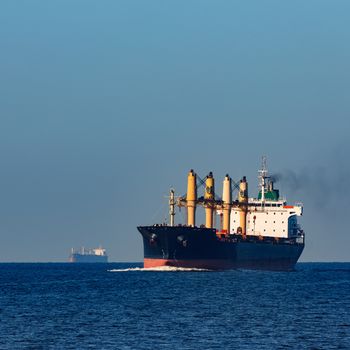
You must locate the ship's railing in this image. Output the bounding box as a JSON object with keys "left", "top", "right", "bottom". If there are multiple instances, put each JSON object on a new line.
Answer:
{"left": 217, "top": 233, "right": 305, "bottom": 245}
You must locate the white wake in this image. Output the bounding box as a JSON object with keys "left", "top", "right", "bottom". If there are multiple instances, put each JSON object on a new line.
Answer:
{"left": 108, "top": 266, "right": 211, "bottom": 272}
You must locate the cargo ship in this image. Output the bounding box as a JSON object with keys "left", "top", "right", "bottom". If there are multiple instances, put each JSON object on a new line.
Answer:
{"left": 138, "top": 158, "right": 305, "bottom": 271}
{"left": 69, "top": 247, "right": 108, "bottom": 263}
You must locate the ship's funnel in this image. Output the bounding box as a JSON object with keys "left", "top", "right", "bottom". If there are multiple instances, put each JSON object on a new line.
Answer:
{"left": 238, "top": 176, "right": 248, "bottom": 235}
{"left": 222, "top": 174, "right": 232, "bottom": 233}
{"left": 204, "top": 172, "right": 215, "bottom": 228}
{"left": 186, "top": 169, "right": 197, "bottom": 227}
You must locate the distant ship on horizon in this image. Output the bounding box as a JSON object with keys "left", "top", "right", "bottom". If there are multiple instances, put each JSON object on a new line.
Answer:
{"left": 69, "top": 247, "right": 108, "bottom": 263}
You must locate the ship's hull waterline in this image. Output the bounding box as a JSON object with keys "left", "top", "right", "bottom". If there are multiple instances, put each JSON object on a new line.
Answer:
{"left": 69, "top": 254, "right": 108, "bottom": 263}
{"left": 138, "top": 226, "right": 304, "bottom": 271}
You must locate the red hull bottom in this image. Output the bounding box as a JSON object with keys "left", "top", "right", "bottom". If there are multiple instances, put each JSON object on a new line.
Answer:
{"left": 144, "top": 258, "right": 235, "bottom": 270}
{"left": 144, "top": 258, "right": 296, "bottom": 271}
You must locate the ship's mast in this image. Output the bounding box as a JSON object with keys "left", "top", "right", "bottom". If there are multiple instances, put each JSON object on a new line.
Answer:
{"left": 169, "top": 188, "right": 175, "bottom": 227}
{"left": 258, "top": 156, "right": 268, "bottom": 203}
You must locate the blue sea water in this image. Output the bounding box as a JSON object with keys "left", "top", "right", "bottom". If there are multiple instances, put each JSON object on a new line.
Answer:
{"left": 0, "top": 263, "right": 349, "bottom": 350}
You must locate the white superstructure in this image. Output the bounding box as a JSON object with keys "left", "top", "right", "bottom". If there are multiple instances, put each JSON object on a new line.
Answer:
{"left": 229, "top": 157, "right": 304, "bottom": 239}
{"left": 230, "top": 200, "right": 303, "bottom": 238}
{"left": 92, "top": 247, "right": 107, "bottom": 256}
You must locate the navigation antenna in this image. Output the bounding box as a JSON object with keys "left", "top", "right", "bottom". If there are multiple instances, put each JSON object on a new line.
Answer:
{"left": 258, "top": 156, "right": 268, "bottom": 203}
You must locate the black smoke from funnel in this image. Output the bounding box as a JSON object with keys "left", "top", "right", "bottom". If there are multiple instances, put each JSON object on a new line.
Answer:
{"left": 270, "top": 161, "right": 350, "bottom": 209}
{"left": 270, "top": 170, "right": 312, "bottom": 193}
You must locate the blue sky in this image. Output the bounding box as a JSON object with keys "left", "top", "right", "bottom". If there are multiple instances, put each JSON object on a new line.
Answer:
{"left": 0, "top": 1, "right": 349, "bottom": 261}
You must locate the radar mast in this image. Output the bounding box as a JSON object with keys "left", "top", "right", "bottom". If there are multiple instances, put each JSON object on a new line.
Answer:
{"left": 258, "top": 156, "right": 268, "bottom": 202}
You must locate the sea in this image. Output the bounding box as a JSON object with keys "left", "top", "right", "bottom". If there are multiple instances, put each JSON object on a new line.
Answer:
{"left": 0, "top": 263, "right": 349, "bottom": 350}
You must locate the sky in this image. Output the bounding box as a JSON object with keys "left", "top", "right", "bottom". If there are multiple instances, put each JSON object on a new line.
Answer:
{"left": 0, "top": 0, "right": 349, "bottom": 262}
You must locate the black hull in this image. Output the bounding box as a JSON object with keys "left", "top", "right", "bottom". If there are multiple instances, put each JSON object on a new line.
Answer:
{"left": 137, "top": 226, "right": 304, "bottom": 271}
